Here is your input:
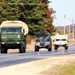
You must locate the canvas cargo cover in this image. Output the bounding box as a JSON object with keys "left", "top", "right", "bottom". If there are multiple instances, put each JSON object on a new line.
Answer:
{"left": 54, "top": 35, "right": 68, "bottom": 39}
{"left": 0, "top": 21, "right": 28, "bottom": 35}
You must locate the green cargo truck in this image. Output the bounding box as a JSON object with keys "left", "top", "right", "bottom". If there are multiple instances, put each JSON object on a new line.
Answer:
{"left": 0, "top": 21, "right": 28, "bottom": 53}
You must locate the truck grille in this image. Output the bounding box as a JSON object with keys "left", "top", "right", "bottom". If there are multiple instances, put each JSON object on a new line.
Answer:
{"left": 7, "top": 39, "right": 15, "bottom": 43}
{"left": 40, "top": 43, "right": 45, "bottom": 47}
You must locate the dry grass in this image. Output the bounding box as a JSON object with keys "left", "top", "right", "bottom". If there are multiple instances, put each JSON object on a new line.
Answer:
{"left": 40, "top": 57, "right": 75, "bottom": 75}
{"left": 68, "top": 39, "right": 75, "bottom": 46}
{"left": 60, "top": 62, "right": 75, "bottom": 75}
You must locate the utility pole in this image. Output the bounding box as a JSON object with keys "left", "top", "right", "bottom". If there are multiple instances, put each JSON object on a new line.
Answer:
{"left": 69, "top": 18, "right": 70, "bottom": 40}
{"left": 72, "top": 18, "right": 74, "bottom": 39}
{"left": 64, "top": 15, "right": 66, "bottom": 35}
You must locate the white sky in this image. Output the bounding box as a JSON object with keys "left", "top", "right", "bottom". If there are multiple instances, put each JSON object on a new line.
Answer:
{"left": 48, "top": 0, "right": 75, "bottom": 26}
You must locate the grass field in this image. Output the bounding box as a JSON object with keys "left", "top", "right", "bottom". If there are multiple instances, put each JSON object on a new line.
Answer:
{"left": 59, "top": 62, "right": 75, "bottom": 75}
{"left": 41, "top": 58, "right": 75, "bottom": 75}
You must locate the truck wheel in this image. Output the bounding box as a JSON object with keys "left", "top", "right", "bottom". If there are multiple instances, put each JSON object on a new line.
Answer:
{"left": 48, "top": 48, "right": 52, "bottom": 51}
{"left": 23, "top": 47, "right": 26, "bottom": 53}
{"left": 0, "top": 44, "right": 1, "bottom": 53}
{"left": 65, "top": 46, "right": 68, "bottom": 52}
{"left": 1, "top": 48, "right": 7, "bottom": 54}
{"left": 4, "top": 49, "right": 7, "bottom": 53}
{"left": 1, "top": 48, "right": 4, "bottom": 53}
{"left": 19, "top": 45, "right": 25, "bottom": 53}
{"left": 54, "top": 46, "right": 58, "bottom": 52}
{"left": 24, "top": 43, "right": 26, "bottom": 53}
{"left": 65, "top": 46, "right": 68, "bottom": 49}
{"left": 55, "top": 47, "right": 58, "bottom": 50}
{"left": 35, "top": 46, "right": 39, "bottom": 52}
{"left": 48, "top": 46, "right": 52, "bottom": 51}
{"left": 55, "top": 49, "right": 58, "bottom": 52}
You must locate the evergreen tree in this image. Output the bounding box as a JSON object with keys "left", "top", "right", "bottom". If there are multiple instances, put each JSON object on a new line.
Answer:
{"left": 39, "top": 0, "right": 56, "bottom": 35}
{"left": 0, "top": 0, "right": 56, "bottom": 35}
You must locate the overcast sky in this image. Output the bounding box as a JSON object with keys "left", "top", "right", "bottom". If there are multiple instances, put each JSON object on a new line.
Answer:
{"left": 48, "top": 0, "right": 75, "bottom": 26}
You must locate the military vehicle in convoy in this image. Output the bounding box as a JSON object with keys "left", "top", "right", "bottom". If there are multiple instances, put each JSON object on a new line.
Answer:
{"left": 54, "top": 35, "right": 68, "bottom": 51}
{"left": 0, "top": 21, "right": 28, "bottom": 53}
{"left": 35, "top": 32, "right": 52, "bottom": 52}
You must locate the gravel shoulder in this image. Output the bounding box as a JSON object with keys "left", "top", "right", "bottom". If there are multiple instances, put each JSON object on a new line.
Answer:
{"left": 0, "top": 56, "right": 75, "bottom": 75}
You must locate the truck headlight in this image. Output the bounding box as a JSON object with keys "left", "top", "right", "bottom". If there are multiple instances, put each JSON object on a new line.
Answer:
{"left": 1, "top": 42, "right": 5, "bottom": 44}
{"left": 35, "top": 43, "right": 40, "bottom": 46}
{"left": 2, "top": 37, "right": 6, "bottom": 38}
{"left": 17, "top": 40, "right": 21, "bottom": 44}
{"left": 17, "top": 42, "right": 21, "bottom": 44}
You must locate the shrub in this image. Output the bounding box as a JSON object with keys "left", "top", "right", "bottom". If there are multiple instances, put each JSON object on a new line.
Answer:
{"left": 26, "top": 35, "right": 32, "bottom": 44}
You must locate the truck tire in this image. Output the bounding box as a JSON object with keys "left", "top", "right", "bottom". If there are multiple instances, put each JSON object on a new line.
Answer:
{"left": 54, "top": 45, "right": 58, "bottom": 52}
{"left": 0, "top": 44, "right": 1, "bottom": 53}
{"left": 65, "top": 46, "right": 68, "bottom": 49}
{"left": 1, "top": 48, "right": 5, "bottom": 53}
{"left": 19, "top": 45, "right": 25, "bottom": 53}
{"left": 1, "top": 48, "right": 7, "bottom": 54}
{"left": 48, "top": 48, "right": 52, "bottom": 51}
{"left": 54, "top": 46, "right": 58, "bottom": 50}
{"left": 24, "top": 43, "right": 26, "bottom": 53}
{"left": 35, "top": 46, "right": 39, "bottom": 52}
{"left": 65, "top": 45, "right": 68, "bottom": 52}
{"left": 48, "top": 46, "right": 52, "bottom": 51}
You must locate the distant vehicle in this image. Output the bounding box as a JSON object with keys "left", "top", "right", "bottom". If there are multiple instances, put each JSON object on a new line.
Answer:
{"left": 54, "top": 35, "right": 68, "bottom": 51}
{"left": 0, "top": 21, "right": 28, "bottom": 53}
{"left": 35, "top": 32, "right": 52, "bottom": 52}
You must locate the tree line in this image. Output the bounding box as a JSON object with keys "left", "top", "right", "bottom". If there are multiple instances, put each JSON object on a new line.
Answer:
{"left": 0, "top": 0, "right": 56, "bottom": 36}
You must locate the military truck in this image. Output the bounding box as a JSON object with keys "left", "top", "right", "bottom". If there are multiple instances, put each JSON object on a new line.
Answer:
{"left": 35, "top": 32, "right": 52, "bottom": 52}
{"left": 0, "top": 21, "right": 28, "bottom": 53}
{"left": 54, "top": 35, "right": 68, "bottom": 51}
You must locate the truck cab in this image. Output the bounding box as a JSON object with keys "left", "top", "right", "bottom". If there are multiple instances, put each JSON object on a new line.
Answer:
{"left": 35, "top": 32, "right": 52, "bottom": 52}
{"left": 54, "top": 35, "right": 68, "bottom": 51}
{"left": 0, "top": 21, "right": 28, "bottom": 53}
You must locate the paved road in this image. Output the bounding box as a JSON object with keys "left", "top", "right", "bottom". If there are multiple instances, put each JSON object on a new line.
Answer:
{"left": 0, "top": 44, "right": 75, "bottom": 68}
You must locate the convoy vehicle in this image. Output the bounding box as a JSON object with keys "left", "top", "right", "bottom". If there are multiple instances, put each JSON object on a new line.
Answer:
{"left": 35, "top": 32, "right": 52, "bottom": 52}
{"left": 54, "top": 35, "right": 68, "bottom": 51}
{"left": 0, "top": 21, "right": 28, "bottom": 53}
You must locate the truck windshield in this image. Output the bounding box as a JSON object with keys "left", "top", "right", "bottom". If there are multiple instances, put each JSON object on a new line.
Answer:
{"left": 1, "top": 28, "right": 20, "bottom": 34}
{"left": 56, "top": 39, "right": 66, "bottom": 41}
{"left": 61, "top": 39, "right": 66, "bottom": 41}
{"left": 56, "top": 39, "right": 60, "bottom": 41}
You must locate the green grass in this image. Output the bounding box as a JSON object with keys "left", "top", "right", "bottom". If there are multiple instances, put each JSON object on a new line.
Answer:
{"left": 60, "top": 62, "right": 75, "bottom": 75}
{"left": 41, "top": 62, "right": 75, "bottom": 75}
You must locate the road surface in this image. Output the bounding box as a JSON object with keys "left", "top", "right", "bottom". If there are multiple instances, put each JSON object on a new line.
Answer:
{"left": 0, "top": 44, "right": 75, "bottom": 68}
